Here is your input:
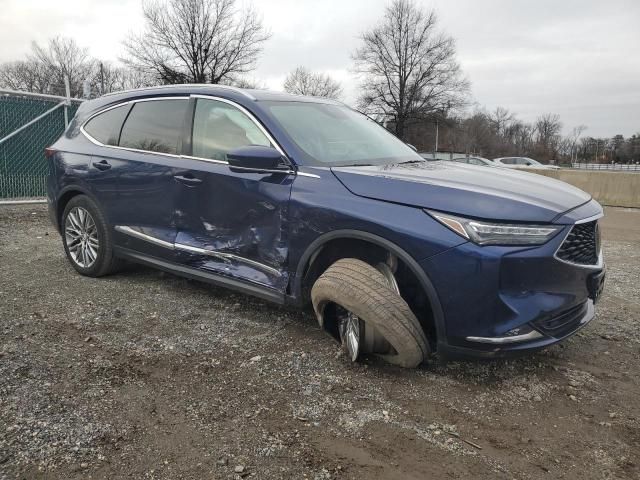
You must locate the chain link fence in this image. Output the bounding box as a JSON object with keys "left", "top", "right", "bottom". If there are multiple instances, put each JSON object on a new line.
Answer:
{"left": 1, "top": 90, "right": 83, "bottom": 201}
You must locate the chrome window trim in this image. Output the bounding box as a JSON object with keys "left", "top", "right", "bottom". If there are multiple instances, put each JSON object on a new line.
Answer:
{"left": 180, "top": 154, "right": 296, "bottom": 175}
{"left": 102, "top": 84, "right": 256, "bottom": 100}
{"left": 80, "top": 94, "right": 304, "bottom": 173}
{"left": 553, "top": 212, "right": 604, "bottom": 270}
{"left": 189, "top": 94, "right": 289, "bottom": 160}
{"left": 115, "top": 225, "right": 281, "bottom": 277}
{"left": 80, "top": 96, "right": 189, "bottom": 158}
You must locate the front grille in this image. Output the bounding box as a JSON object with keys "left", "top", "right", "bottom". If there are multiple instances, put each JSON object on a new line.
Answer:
{"left": 556, "top": 220, "right": 600, "bottom": 266}
{"left": 532, "top": 302, "right": 588, "bottom": 337}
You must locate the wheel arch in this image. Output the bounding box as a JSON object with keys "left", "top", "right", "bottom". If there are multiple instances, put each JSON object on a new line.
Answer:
{"left": 292, "top": 229, "right": 446, "bottom": 345}
{"left": 56, "top": 185, "right": 98, "bottom": 231}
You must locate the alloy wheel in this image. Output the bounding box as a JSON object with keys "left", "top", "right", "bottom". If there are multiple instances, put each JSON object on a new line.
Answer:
{"left": 65, "top": 206, "right": 99, "bottom": 268}
{"left": 337, "top": 308, "right": 362, "bottom": 362}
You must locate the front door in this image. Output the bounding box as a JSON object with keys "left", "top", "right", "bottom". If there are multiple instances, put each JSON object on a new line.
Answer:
{"left": 174, "top": 97, "right": 294, "bottom": 292}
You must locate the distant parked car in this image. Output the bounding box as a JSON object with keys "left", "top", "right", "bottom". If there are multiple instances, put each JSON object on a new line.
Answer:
{"left": 451, "top": 156, "right": 498, "bottom": 167}
{"left": 494, "top": 157, "right": 561, "bottom": 170}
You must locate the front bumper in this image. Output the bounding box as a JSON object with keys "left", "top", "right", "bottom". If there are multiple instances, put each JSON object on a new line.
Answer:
{"left": 421, "top": 223, "right": 605, "bottom": 359}
{"left": 438, "top": 300, "right": 596, "bottom": 359}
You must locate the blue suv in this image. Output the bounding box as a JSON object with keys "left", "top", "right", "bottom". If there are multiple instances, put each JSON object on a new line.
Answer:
{"left": 46, "top": 85, "right": 606, "bottom": 367}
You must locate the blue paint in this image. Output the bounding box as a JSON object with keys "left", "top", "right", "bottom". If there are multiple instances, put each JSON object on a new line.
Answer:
{"left": 48, "top": 85, "right": 605, "bottom": 359}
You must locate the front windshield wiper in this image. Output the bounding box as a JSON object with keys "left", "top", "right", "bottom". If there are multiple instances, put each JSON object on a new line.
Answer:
{"left": 397, "top": 159, "right": 427, "bottom": 165}
{"left": 334, "top": 163, "right": 374, "bottom": 167}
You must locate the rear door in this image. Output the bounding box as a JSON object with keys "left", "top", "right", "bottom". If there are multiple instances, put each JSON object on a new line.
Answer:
{"left": 173, "top": 96, "right": 295, "bottom": 292}
{"left": 84, "top": 97, "right": 189, "bottom": 260}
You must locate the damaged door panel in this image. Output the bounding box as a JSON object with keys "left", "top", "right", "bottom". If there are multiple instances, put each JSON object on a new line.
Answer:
{"left": 174, "top": 97, "right": 294, "bottom": 292}
{"left": 174, "top": 161, "right": 293, "bottom": 291}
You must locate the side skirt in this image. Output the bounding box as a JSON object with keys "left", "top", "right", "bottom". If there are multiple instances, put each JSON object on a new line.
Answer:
{"left": 113, "top": 246, "right": 286, "bottom": 305}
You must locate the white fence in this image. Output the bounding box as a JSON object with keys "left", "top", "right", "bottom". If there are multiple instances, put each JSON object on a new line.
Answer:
{"left": 572, "top": 162, "right": 640, "bottom": 172}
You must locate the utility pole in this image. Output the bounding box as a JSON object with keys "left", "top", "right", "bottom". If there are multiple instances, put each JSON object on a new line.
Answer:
{"left": 435, "top": 120, "right": 439, "bottom": 152}
{"left": 63, "top": 76, "right": 70, "bottom": 128}
{"left": 100, "top": 62, "right": 105, "bottom": 95}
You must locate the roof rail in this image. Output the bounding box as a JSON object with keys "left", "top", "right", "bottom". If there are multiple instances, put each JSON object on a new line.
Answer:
{"left": 101, "top": 83, "right": 256, "bottom": 100}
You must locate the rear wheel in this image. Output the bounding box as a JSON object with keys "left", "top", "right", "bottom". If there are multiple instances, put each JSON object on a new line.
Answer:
{"left": 311, "top": 258, "right": 429, "bottom": 368}
{"left": 62, "top": 195, "right": 122, "bottom": 277}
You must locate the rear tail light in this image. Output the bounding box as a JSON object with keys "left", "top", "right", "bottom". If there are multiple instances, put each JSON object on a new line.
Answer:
{"left": 44, "top": 147, "right": 57, "bottom": 159}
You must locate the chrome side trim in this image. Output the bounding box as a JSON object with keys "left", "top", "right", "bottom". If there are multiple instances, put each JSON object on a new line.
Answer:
{"left": 114, "top": 226, "right": 175, "bottom": 249}
{"left": 179, "top": 154, "right": 296, "bottom": 175}
{"left": 297, "top": 171, "right": 321, "bottom": 178}
{"left": 180, "top": 154, "right": 228, "bottom": 165}
{"left": 114, "top": 225, "right": 281, "bottom": 276}
{"left": 174, "top": 243, "right": 282, "bottom": 277}
{"left": 465, "top": 330, "right": 544, "bottom": 344}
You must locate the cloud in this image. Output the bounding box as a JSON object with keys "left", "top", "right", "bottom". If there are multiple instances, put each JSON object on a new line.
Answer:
{"left": 1, "top": 0, "right": 638, "bottom": 136}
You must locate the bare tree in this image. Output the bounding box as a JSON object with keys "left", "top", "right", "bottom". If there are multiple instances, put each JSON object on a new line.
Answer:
{"left": 0, "top": 37, "right": 94, "bottom": 97}
{"left": 488, "top": 107, "right": 515, "bottom": 137}
{"left": 123, "top": 0, "right": 270, "bottom": 85}
{"left": 283, "top": 66, "right": 343, "bottom": 98}
{"left": 352, "top": 0, "right": 469, "bottom": 139}
{"left": 0, "top": 60, "right": 51, "bottom": 93}
{"left": 220, "top": 75, "right": 268, "bottom": 89}
{"left": 535, "top": 113, "right": 562, "bottom": 160}
{"left": 29, "top": 37, "right": 95, "bottom": 97}
{"left": 89, "top": 62, "right": 157, "bottom": 97}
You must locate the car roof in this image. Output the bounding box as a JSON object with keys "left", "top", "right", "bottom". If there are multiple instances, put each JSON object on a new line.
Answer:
{"left": 71, "top": 84, "right": 343, "bottom": 130}
{"left": 101, "top": 84, "right": 341, "bottom": 105}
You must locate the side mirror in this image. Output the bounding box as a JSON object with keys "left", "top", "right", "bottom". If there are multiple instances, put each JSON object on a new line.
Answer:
{"left": 227, "top": 145, "right": 284, "bottom": 172}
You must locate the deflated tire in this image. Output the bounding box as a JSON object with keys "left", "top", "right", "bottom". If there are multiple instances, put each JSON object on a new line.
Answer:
{"left": 311, "top": 258, "right": 430, "bottom": 368}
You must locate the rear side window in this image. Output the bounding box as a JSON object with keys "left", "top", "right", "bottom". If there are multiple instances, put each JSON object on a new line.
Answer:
{"left": 120, "top": 99, "right": 188, "bottom": 154}
{"left": 191, "top": 98, "right": 271, "bottom": 161}
{"left": 83, "top": 104, "right": 131, "bottom": 146}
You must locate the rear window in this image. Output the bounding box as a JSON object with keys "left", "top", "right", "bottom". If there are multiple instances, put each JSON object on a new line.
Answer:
{"left": 83, "top": 104, "right": 131, "bottom": 146}
{"left": 119, "top": 99, "right": 188, "bottom": 154}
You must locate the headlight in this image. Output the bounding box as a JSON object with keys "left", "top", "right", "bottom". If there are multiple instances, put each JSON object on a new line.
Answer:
{"left": 426, "top": 210, "right": 561, "bottom": 246}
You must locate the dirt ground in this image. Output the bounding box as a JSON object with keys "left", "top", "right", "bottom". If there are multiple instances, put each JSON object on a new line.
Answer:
{"left": 1, "top": 204, "right": 639, "bottom": 480}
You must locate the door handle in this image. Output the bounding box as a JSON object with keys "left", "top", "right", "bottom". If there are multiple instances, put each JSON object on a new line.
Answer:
{"left": 174, "top": 174, "right": 202, "bottom": 186}
{"left": 93, "top": 159, "right": 111, "bottom": 171}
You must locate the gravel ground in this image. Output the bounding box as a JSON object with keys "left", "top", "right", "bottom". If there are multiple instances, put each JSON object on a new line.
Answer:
{"left": 1, "top": 204, "right": 639, "bottom": 480}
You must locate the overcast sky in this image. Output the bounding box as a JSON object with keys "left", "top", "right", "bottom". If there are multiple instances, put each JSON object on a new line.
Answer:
{"left": 1, "top": 0, "right": 638, "bottom": 137}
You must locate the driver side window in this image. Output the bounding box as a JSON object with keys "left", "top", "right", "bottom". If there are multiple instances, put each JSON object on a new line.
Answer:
{"left": 191, "top": 98, "right": 271, "bottom": 162}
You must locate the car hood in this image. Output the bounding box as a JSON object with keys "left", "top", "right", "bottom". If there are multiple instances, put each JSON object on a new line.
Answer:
{"left": 331, "top": 161, "right": 591, "bottom": 223}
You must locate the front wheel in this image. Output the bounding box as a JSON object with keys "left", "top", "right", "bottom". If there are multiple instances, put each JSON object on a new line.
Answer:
{"left": 61, "top": 195, "right": 121, "bottom": 277}
{"left": 311, "top": 258, "right": 430, "bottom": 368}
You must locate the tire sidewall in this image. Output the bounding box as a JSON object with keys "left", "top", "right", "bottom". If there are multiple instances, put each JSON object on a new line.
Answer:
{"left": 61, "top": 195, "right": 112, "bottom": 276}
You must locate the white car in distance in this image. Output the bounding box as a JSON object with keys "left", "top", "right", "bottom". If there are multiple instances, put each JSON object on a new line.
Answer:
{"left": 493, "top": 157, "right": 561, "bottom": 170}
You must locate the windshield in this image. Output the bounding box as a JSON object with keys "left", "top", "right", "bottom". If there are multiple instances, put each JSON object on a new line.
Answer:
{"left": 524, "top": 158, "right": 542, "bottom": 166}
{"left": 263, "top": 101, "right": 423, "bottom": 167}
